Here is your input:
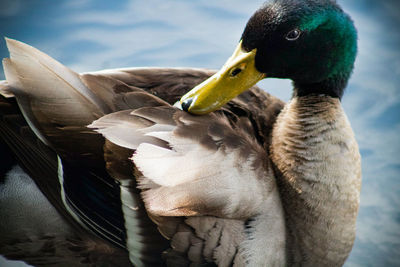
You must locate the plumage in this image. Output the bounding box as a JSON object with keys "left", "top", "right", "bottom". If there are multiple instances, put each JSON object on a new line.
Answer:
{"left": 0, "top": 0, "right": 361, "bottom": 266}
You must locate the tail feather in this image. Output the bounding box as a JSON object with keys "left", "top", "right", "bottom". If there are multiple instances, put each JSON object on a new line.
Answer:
{"left": 4, "top": 38, "right": 110, "bottom": 115}
{"left": 1, "top": 38, "right": 113, "bottom": 149}
{"left": 1, "top": 38, "right": 111, "bottom": 160}
{"left": 0, "top": 80, "right": 14, "bottom": 98}
{"left": 3, "top": 57, "right": 50, "bottom": 145}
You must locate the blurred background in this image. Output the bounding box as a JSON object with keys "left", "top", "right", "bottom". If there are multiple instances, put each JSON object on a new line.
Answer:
{"left": 0, "top": 0, "right": 399, "bottom": 266}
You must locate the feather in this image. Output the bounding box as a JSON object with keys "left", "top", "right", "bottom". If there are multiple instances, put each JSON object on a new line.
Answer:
{"left": 1, "top": 39, "right": 288, "bottom": 266}
{"left": 5, "top": 38, "right": 110, "bottom": 115}
{"left": 91, "top": 106, "right": 280, "bottom": 220}
{"left": 0, "top": 80, "right": 14, "bottom": 98}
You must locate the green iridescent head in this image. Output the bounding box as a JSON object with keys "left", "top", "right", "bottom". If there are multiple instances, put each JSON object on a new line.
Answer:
{"left": 242, "top": 0, "right": 357, "bottom": 98}
{"left": 180, "top": 0, "right": 357, "bottom": 114}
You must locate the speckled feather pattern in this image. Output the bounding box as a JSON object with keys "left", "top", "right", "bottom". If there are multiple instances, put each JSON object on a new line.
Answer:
{"left": 271, "top": 95, "right": 361, "bottom": 266}
{"left": 92, "top": 101, "right": 288, "bottom": 266}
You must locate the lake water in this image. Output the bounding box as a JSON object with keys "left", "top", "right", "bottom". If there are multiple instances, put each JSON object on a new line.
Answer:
{"left": 1, "top": 0, "right": 399, "bottom": 266}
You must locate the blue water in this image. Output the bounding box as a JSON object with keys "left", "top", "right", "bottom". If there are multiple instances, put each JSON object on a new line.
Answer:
{"left": 1, "top": 0, "right": 399, "bottom": 266}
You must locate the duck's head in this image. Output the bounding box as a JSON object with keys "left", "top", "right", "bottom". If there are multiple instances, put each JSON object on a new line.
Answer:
{"left": 180, "top": 0, "right": 357, "bottom": 114}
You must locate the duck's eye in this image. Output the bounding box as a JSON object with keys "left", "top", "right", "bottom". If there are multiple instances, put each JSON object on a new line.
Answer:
{"left": 286, "top": 29, "right": 301, "bottom": 41}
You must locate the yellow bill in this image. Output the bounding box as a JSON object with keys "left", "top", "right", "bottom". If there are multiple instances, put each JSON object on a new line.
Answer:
{"left": 180, "top": 41, "right": 266, "bottom": 115}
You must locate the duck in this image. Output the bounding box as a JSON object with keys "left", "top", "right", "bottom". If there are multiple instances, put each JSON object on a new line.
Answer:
{"left": 0, "top": 0, "right": 361, "bottom": 266}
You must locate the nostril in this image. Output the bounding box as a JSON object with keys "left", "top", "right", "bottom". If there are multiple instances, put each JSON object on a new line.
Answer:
{"left": 181, "top": 98, "right": 193, "bottom": 112}
{"left": 230, "top": 68, "right": 242, "bottom": 77}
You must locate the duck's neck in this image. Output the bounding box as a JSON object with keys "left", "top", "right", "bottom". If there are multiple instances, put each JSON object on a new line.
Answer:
{"left": 293, "top": 75, "right": 349, "bottom": 99}
{"left": 270, "top": 95, "right": 361, "bottom": 266}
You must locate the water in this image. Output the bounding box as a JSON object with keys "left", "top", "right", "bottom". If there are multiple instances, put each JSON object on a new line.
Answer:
{"left": 1, "top": 0, "right": 399, "bottom": 266}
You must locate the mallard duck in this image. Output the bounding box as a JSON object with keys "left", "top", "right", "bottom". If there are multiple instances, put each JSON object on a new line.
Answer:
{"left": 0, "top": 0, "right": 361, "bottom": 266}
